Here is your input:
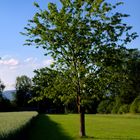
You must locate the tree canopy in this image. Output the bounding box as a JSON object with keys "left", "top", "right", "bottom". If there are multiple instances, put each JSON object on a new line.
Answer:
{"left": 15, "top": 75, "right": 32, "bottom": 108}
{"left": 0, "top": 80, "right": 5, "bottom": 94}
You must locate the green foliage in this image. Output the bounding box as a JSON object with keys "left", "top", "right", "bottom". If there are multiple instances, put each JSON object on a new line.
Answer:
{"left": 130, "top": 96, "right": 140, "bottom": 113}
{"left": 22, "top": 0, "right": 137, "bottom": 105}
{"left": 16, "top": 75, "right": 32, "bottom": 91}
{"left": 0, "top": 79, "right": 12, "bottom": 112}
{"left": 0, "top": 97, "right": 13, "bottom": 112}
{"left": 97, "top": 100, "right": 114, "bottom": 114}
{"left": 32, "top": 67, "right": 76, "bottom": 113}
{"left": 111, "top": 97, "right": 122, "bottom": 114}
{"left": 22, "top": 0, "right": 138, "bottom": 136}
{"left": 118, "top": 104, "right": 130, "bottom": 114}
{"left": 0, "top": 79, "right": 5, "bottom": 93}
{"left": 109, "top": 49, "right": 140, "bottom": 113}
{"left": 15, "top": 75, "right": 33, "bottom": 108}
{"left": 32, "top": 67, "right": 72, "bottom": 102}
{"left": 118, "top": 49, "right": 140, "bottom": 105}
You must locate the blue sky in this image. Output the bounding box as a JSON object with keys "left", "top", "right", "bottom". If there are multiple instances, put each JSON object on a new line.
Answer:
{"left": 0, "top": 0, "right": 140, "bottom": 90}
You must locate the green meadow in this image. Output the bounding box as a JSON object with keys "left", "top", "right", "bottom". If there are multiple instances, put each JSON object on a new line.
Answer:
{"left": 0, "top": 112, "right": 140, "bottom": 140}
{"left": 28, "top": 114, "right": 140, "bottom": 140}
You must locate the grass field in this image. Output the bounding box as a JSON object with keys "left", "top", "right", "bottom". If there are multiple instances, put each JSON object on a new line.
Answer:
{"left": 28, "top": 114, "right": 140, "bottom": 140}
{"left": 0, "top": 113, "right": 140, "bottom": 140}
{"left": 0, "top": 112, "right": 37, "bottom": 140}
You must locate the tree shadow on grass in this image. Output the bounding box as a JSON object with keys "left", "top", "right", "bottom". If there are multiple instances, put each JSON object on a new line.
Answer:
{"left": 28, "top": 114, "right": 74, "bottom": 140}
{"left": 92, "top": 137, "right": 140, "bottom": 140}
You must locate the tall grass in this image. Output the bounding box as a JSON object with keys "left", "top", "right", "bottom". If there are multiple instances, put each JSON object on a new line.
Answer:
{"left": 0, "top": 112, "right": 37, "bottom": 140}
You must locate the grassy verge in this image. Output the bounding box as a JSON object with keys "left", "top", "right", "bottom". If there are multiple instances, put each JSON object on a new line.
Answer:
{"left": 28, "top": 114, "right": 140, "bottom": 140}
{"left": 0, "top": 112, "right": 37, "bottom": 140}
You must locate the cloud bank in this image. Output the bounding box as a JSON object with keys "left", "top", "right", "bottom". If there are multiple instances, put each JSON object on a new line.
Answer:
{"left": 0, "top": 55, "right": 53, "bottom": 90}
{"left": 0, "top": 58, "right": 19, "bottom": 66}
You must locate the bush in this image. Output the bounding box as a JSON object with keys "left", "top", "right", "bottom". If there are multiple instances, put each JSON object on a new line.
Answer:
{"left": 0, "top": 96, "right": 14, "bottom": 112}
{"left": 118, "top": 104, "right": 130, "bottom": 114}
{"left": 97, "top": 100, "right": 114, "bottom": 114}
{"left": 130, "top": 96, "right": 140, "bottom": 113}
{"left": 111, "top": 97, "right": 122, "bottom": 114}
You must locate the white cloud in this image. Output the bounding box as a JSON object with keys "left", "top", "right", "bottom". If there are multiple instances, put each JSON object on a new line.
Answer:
{"left": 0, "top": 58, "right": 19, "bottom": 66}
{"left": 9, "top": 66, "right": 18, "bottom": 70}
{"left": 4, "top": 83, "right": 15, "bottom": 90}
{"left": 24, "top": 57, "right": 37, "bottom": 63}
{"left": 43, "top": 59, "right": 54, "bottom": 66}
{"left": 2, "top": 55, "right": 12, "bottom": 59}
{"left": 0, "top": 55, "right": 54, "bottom": 90}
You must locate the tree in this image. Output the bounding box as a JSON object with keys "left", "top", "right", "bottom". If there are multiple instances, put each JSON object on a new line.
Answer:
{"left": 114, "top": 49, "right": 140, "bottom": 105}
{"left": 32, "top": 67, "right": 69, "bottom": 113}
{"left": 15, "top": 75, "right": 32, "bottom": 108}
{"left": 23, "top": 0, "right": 137, "bottom": 137}
{"left": 0, "top": 79, "right": 11, "bottom": 112}
{"left": 126, "top": 49, "right": 140, "bottom": 100}
{"left": 0, "top": 79, "right": 5, "bottom": 107}
{"left": 97, "top": 49, "right": 140, "bottom": 114}
{"left": 0, "top": 80, "right": 5, "bottom": 94}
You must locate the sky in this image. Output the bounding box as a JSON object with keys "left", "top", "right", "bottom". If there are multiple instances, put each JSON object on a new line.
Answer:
{"left": 0, "top": 0, "right": 140, "bottom": 90}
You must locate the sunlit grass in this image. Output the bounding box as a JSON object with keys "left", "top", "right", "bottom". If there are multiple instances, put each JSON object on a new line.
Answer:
{"left": 1, "top": 113, "right": 140, "bottom": 140}
{"left": 29, "top": 114, "right": 140, "bottom": 140}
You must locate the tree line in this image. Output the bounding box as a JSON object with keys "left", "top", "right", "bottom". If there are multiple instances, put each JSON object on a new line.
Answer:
{"left": 0, "top": 48, "right": 140, "bottom": 114}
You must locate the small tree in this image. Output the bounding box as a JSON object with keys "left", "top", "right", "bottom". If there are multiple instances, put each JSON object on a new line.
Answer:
{"left": 23, "top": 0, "right": 137, "bottom": 137}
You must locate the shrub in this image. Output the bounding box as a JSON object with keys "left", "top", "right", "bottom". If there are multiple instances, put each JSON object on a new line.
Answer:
{"left": 130, "top": 96, "right": 140, "bottom": 113}
{"left": 118, "top": 104, "right": 130, "bottom": 114}
{"left": 97, "top": 100, "right": 114, "bottom": 114}
{"left": 111, "top": 97, "right": 122, "bottom": 114}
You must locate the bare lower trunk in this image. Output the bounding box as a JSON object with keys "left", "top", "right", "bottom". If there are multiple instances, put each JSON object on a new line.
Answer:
{"left": 77, "top": 95, "right": 86, "bottom": 137}
{"left": 80, "top": 106, "right": 86, "bottom": 137}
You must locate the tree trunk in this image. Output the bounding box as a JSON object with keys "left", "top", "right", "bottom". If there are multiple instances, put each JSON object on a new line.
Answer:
{"left": 77, "top": 95, "right": 86, "bottom": 137}
{"left": 80, "top": 106, "right": 86, "bottom": 137}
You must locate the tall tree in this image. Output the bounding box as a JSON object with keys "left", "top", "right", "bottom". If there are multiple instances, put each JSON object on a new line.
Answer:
{"left": 0, "top": 79, "right": 5, "bottom": 103}
{"left": 118, "top": 49, "right": 140, "bottom": 104}
{"left": 15, "top": 75, "right": 32, "bottom": 108}
{"left": 0, "top": 79, "right": 5, "bottom": 94}
{"left": 22, "top": 0, "right": 137, "bottom": 136}
{"left": 0, "top": 79, "right": 9, "bottom": 112}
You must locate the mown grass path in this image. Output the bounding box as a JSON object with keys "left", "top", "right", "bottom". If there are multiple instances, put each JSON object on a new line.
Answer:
{"left": 28, "top": 114, "right": 140, "bottom": 140}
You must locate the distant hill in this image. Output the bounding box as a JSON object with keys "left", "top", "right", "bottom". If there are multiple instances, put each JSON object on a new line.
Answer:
{"left": 2, "top": 90, "right": 16, "bottom": 100}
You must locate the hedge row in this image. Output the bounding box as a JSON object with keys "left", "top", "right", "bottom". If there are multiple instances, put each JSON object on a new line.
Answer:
{"left": 97, "top": 96, "right": 140, "bottom": 114}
